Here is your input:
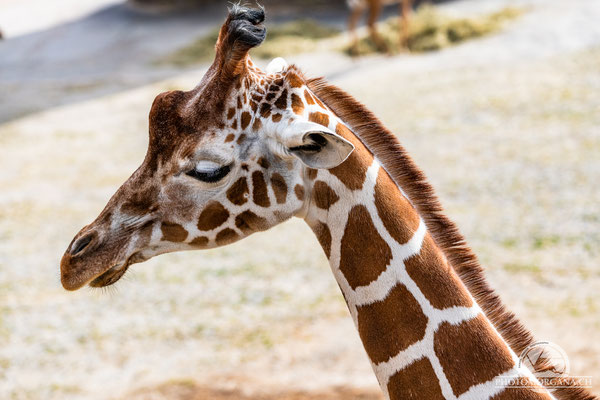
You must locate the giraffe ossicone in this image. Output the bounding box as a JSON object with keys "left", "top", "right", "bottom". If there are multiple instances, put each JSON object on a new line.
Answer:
{"left": 60, "top": 5, "right": 595, "bottom": 400}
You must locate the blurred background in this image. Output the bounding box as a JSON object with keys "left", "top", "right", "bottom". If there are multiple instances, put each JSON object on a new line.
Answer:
{"left": 0, "top": 0, "right": 599, "bottom": 399}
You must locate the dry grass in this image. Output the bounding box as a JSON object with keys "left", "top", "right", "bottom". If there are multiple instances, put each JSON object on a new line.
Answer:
{"left": 161, "top": 5, "right": 522, "bottom": 66}
{"left": 129, "top": 381, "right": 382, "bottom": 400}
{"left": 349, "top": 5, "right": 523, "bottom": 55}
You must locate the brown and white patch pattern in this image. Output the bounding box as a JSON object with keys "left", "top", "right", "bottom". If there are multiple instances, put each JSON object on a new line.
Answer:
{"left": 298, "top": 93, "right": 550, "bottom": 400}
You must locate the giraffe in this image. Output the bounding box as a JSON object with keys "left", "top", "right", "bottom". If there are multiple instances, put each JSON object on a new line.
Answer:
{"left": 60, "top": 6, "right": 596, "bottom": 400}
{"left": 347, "top": 0, "right": 415, "bottom": 53}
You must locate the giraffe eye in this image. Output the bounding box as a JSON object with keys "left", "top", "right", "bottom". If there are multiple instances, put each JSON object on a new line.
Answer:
{"left": 186, "top": 161, "right": 231, "bottom": 183}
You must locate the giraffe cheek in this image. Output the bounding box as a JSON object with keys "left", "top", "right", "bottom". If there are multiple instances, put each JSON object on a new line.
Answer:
{"left": 215, "top": 228, "right": 239, "bottom": 246}
{"left": 160, "top": 222, "right": 189, "bottom": 243}
{"left": 270, "top": 173, "right": 288, "bottom": 204}
{"left": 190, "top": 236, "right": 209, "bottom": 247}
{"left": 235, "top": 211, "right": 269, "bottom": 234}
{"left": 197, "top": 202, "right": 230, "bottom": 231}
{"left": 164, "top": 183, "right": 197, "bottom": 220}
{"left": 251, "top": 171, "right": 270, "bottom": 207}
{"left": 227, "top": 177, "right": 249, "bottom": 205}
{"left": 134, "top": 220, "right": 155, "bottom": 249}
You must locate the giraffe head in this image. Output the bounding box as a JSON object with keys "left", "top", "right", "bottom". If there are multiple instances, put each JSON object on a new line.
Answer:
{"left": 60, "top": 6, "right": 354, "bottom": 291}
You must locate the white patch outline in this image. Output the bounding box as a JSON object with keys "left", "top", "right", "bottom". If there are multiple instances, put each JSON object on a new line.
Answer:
{"left": 294, "top": 85, "right": 555, "bottom": 399}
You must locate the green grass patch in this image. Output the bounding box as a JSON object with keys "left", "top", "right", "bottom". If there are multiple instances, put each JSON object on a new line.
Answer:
{"left": 49, "top": 384, "right": 83, "bottom": 394}
{"left": 349, "top": 5, "right": 524, "bottom": 55}
{"left": 232, "top": 327, "right": 276, "bottom": 350}
{"left": 503, "top": 262, "right": 541, "bottom": 275}
{"left": 162, "top": 19, "right": 340, "bottom": 66}
{"left": 500, "top": 237, "right": 518, "bottom": 249}
{"left": 554, "top": 296, "right": 598, "bottom": 318}
{"left": 532, "top": 234, "right": 561, "bottom": 249}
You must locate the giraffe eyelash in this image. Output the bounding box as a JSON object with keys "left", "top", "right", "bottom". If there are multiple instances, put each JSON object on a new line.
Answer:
{"left": 185, "top": 163, "right": 231, "bottom": 183}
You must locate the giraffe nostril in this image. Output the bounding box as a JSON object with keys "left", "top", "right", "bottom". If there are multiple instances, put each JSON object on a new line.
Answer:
{"left": 70, "top": 233, "right": 95, "bottom": 256}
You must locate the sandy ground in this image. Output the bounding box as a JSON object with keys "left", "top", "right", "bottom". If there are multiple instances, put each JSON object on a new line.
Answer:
{"left": 0, "top": 0, "right": 123, "bottom": 38}
{"left": 0, "top": 0, "right": 599, "bottom": 399}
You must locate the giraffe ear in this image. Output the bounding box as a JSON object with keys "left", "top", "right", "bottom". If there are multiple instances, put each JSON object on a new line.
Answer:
{"left": 285, "top": 122, "right": 355, "bottom": 169}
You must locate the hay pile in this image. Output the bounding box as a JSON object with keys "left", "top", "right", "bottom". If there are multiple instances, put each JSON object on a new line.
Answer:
{"left": 162, "top": 5, "right": 523, "bottom": 65}
{"left": 350, "top": 5, "right": 523, "bottom": 55}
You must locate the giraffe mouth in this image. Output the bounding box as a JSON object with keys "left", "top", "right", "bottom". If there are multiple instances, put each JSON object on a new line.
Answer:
{"left": 89, "top": 264, "right": 130, "bottom": 288}
{"left": 88, "top": 252, "right": 146, "bottom": 288}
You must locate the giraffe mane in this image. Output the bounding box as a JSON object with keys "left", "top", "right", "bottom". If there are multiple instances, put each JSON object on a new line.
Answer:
{"left": 305, "top": 75, "right": 597, "bottom": 400}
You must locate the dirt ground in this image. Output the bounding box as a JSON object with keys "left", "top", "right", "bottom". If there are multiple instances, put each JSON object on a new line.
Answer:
{"left": 130, "top": 382, "right": 382, "bottom": 400}
{"left": 0, "top": 0, "right": 599, "bottom": 399}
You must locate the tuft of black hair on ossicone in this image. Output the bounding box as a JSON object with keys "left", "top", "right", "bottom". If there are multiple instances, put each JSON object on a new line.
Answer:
{"left": 212, "top": 4, "right": 267, "bottom": 78}
{"left": 229, "top": 3, "right": 265, "bottom": 24}
{"left": 227, "top": 4, "right": 266, "bottom": 47}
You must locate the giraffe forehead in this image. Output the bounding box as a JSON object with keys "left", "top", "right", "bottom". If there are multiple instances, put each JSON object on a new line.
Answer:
{"left": 147, "top": 64, "right": 312, "bottom": 161}
{"left": 146, "top": 89, "right": 234, "bottom": 169}
{"left": 147, "top": 70, "right": 279, "bottom": 145}
{"left": 146, "top": 66, "right": 327, "bottom": 179}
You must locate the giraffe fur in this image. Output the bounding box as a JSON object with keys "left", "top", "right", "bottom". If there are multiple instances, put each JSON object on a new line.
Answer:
{"left": 60, "top": 6, "right": 596, "bottom": 400}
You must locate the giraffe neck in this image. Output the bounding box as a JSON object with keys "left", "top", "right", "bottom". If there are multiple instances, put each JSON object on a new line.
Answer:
{"left": 215, "top": 64, "right": 555, "bottom": 398}
{"left": 301, "top": 122, "right": 552, "bottom": 400}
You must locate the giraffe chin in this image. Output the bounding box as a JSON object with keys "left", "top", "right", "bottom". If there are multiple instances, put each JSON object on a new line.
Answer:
{"left": 89, "top": 264, "right": 129, "bottom": 288}
{"left": 88, "top": 252, "right": 147, "bottom": 288}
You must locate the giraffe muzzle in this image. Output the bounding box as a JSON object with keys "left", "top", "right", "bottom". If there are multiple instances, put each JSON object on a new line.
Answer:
{"left": 88, "top": 251, "right": 148, "bottom": 288}
{"left": 60, "top": 227, "right": 132, "bottom": 291}
{"left": 67, "top": 231, "right": 98, "bottom": 257}
{"left": 88, "top": 263, "right": 130, "bottom": 288}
